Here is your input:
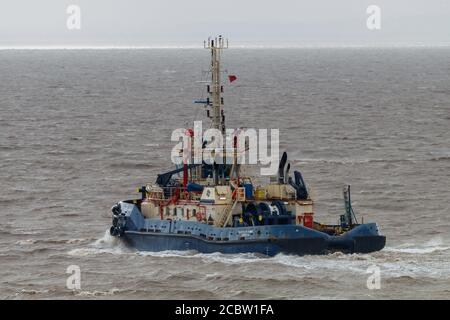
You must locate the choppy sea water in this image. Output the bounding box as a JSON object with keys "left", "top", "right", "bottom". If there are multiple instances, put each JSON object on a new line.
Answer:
{"left": 0, "top": 48, "right": 449, "bottom": 299}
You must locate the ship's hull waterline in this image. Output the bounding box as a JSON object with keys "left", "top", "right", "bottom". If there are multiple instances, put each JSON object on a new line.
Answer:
{"left": 111, "top": 201, "right": 386, "bottom": 256}
{"left": 122, "top": 231, "right": 386, "bottom": 256}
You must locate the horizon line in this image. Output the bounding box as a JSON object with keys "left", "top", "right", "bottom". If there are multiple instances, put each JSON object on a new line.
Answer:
{"left": 2, "top": 43, "right": 450, "bottom": 50}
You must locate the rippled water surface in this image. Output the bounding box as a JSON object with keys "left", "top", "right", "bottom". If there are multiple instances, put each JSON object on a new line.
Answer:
{"left": 0, "top": 48, "right": 449, "bottom": 299}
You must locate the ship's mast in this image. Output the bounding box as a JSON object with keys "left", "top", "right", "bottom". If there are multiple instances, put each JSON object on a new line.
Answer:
{"left": 204, "top": 36, "right": 228, "bottom": 134}
{"left": 204, "top": 36, "right": 228, "bottom": 185}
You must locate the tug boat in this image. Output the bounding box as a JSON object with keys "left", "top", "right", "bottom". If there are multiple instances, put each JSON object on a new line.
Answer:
{"left": 109, "top": 37, "right": 386, "bottom": 256}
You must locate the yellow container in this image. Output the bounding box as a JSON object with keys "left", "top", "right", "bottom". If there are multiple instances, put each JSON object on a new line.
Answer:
{"left": 254, "top": 187, "right": 266, "bottom": 200}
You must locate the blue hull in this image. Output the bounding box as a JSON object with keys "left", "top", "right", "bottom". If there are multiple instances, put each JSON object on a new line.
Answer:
{"left": 123, "top": 231, "right": 328, "bottom": 256}
{"left": 111, "top": 202, "right": 386, "bottom": 256}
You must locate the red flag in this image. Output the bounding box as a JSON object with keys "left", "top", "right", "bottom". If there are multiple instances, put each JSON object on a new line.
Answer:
{"left": 228, "top": 75, "right": 237, "bottom": 83}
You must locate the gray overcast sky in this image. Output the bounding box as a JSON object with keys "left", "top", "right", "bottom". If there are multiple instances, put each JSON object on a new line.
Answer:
{"left": 1, "top": 0, "right": 449, "bottom": 47}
